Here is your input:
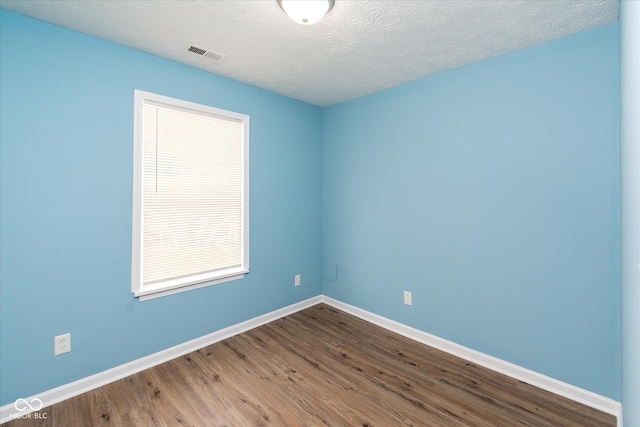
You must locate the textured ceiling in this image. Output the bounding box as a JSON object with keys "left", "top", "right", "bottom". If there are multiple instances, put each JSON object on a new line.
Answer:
{"left": 0, "top": 0, "right": 619, "bottom": 106}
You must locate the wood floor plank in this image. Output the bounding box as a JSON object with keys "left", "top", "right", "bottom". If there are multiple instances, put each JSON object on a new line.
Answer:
{"left": 300, "top": 305, "right": 612, "bottom": 426}
{"left": 247, "top": 335, "right": 403, "bottom": 426}
{"left": 2, "top": 304, "right": 616, "bottom": 427}
{"left": 288, "top": 308, "right": 519, "bottom": 425}
{"left": 262, "top": 319, "right": 467, "bottom": 426}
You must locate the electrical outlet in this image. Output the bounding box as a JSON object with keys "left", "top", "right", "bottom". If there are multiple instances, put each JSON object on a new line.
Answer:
{"left": 54, "top": 333, "right": 71, "bottom": 356}
{"left": 403, "top": 291, "right": 412, "bottom": 306}
{"left": 295, "top": 274, "right": 301, "bottom": 287}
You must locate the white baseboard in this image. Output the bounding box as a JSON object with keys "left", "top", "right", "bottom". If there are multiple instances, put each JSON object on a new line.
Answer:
{"left": 0, "top": 296, "right": 322, "bottom": 424}
{"left": 320, "top": 296, "right": 623, "bottom": 427}
{"left": 1, "top": 294, "right": 622, "bottom": 426}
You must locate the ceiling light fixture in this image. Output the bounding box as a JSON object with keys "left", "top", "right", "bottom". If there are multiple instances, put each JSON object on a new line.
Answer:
{"left": 278, "top": 0, "right": 335, "bottom": 25}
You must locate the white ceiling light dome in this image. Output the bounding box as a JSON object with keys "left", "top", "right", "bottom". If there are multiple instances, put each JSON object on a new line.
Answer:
{"left": 278, "top": 0, "right": 335, "bottom": 25}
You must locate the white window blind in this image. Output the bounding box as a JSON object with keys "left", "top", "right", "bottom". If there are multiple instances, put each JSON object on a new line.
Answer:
{"left": 132, "top": 91, "right": 249, "bottom": 300}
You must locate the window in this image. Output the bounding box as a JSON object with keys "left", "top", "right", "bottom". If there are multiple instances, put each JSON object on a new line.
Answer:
{"left": 131, "top": 90, "right": 249, "bottom": 300}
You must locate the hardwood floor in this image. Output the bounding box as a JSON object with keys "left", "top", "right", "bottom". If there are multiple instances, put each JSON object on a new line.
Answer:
{"left": 3, "top": 304, "right": 615, "bottom": 426}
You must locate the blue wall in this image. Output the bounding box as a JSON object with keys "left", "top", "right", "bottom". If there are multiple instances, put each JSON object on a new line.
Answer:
{"left": 322, "top": 24, "right": 621, "bottom": 399}
{"left": 620, "top": 1, "right": 640, "bottom": 425}
{"left": 0, "top": 10, "right": 322, "bottom": 406}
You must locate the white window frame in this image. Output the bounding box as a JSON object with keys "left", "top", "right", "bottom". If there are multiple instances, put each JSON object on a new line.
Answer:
{"left": 131, "top": 90, "right": 249, "bottom": 301}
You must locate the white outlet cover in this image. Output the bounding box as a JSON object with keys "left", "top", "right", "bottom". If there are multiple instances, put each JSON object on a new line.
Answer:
{"left": 404, "top": 291, "right": 412, "bottom": 306}
{"left": 295, "top": 274, "right": 301, "bottom": 287}
{"left": 54, "top": 333, "right": 71, "bottom": 356}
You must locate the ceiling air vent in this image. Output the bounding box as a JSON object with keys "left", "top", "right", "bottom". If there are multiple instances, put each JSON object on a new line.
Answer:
{"left": 187, "top": 45, "right": 226, "bottom": 63}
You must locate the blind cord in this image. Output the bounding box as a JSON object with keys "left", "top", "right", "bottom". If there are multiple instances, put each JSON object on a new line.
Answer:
{"left": 155, "top": 108, "right": 159, "bottom": 194}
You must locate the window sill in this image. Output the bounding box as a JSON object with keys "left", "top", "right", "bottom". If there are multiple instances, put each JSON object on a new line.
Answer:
{"left": 134, "top": 270, "right": 248, "bottom": 301}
